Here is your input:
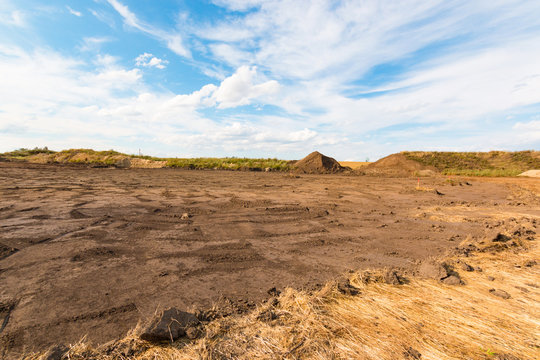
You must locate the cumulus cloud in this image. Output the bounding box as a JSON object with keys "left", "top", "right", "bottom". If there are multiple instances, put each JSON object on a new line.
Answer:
{"left": 135, "top": 53, "right": 168, "bottom": 69}
{"left": 0, "top": 46, "right": 292, "bottom": 157}
{"left": 213, "top": 66, "right": 279, "bottom": 108}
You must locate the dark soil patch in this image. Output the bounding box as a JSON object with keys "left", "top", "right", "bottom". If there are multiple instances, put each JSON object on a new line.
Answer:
{"left": 293, "top": 151, "right": 346, "bottom": 174}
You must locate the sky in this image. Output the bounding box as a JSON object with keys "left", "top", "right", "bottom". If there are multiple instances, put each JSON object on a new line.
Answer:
{"left": 0, "top": 0, "right": 539, "bottom": 160}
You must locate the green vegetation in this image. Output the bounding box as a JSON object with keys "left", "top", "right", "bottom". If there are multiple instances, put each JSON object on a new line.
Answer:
{"left": 0, "top": 148, "right": 292, "bottom": 171}
{"left": 441, "top": 168, "right": 523, "bottom": 177}
{"left": 166, "top": 157, "right": 291, "bottom": 171}
{"left": 3, "top": 148, "right": 538, "bottom": 176}
{"left": 57, "top": 148, "right": 124, "bottom": 157}
{"left": 403, "top": 150, "right": 540, "bottom": 177}
{"left": 1, "top": 147, "right": 56, "bottom": 158}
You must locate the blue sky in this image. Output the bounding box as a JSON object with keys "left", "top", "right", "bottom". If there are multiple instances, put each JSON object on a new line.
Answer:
{"left": 0, "top": 0, "right": 539, "bottom": 160}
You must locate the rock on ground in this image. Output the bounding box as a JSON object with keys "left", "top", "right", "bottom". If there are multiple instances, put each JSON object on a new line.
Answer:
{"left": 140, "top": 308, "right": 199, "bottom": 342}
{"left": 418, "top": 260, "right": 448, "bottom": 280}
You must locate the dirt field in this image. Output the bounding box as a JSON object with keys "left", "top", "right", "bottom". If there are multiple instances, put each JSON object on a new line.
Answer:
{"left": 1, "top": 161, "right": 539, "bottom": 357}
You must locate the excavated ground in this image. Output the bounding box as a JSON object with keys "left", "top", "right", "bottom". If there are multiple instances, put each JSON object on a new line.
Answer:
{"left": 0, "top": 162, "right": 538, "bottom": 357}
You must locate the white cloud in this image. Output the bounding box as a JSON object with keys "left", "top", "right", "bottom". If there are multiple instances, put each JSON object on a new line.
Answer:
{"left": 91, "top": 68, "right": 142, "bottom": 88}
{"left": 187, "top": 0, "right": 540, "bottom": 158}
{"left": 211, "top": 0, "right": 263, "bottom": 12}
{"left": 78, "top": 37, "right": 112, "bottom": 52}
{"left": 0, "top": 46, "right": 292, "bottom": 157}
{"left": 135, "top": 53, "right": 168, "bottom": 69}
{"left": 89, "top": 9, "right": 116, "bottom": 28}
{"left": 0, "top": 10, "right": 25, "bottom": 27}
{"left": 105, "top": 0, "right": 190, "bottom": 57}
{"left": 513, "top": 120, "right": 540, "bottom": 144}
{"left": 213, "top": 66, "right": 279, "bottom": 108}
{"left": 2, "top": 1, "right": 540, "bottom": 160}
{"left": 66, "top": 6, "right": 82, "bottom": 17}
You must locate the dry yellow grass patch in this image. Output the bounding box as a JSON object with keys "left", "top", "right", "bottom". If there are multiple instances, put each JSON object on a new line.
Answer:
{"left": 339, "top": 161, "right": 371, "bottom": 169}
{"left": 28, "top": 238, "right": 539, "bottom": 360}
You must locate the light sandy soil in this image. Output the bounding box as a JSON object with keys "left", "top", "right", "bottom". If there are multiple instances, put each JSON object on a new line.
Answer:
{"left": 338, "top": 161, "right": 370, "bottom": 169}
{"left": 0, "top": 161, "right": 538, "bottom": 357}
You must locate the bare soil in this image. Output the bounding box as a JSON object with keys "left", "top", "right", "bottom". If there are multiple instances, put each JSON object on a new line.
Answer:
{"left": 0, "top": 162, "right": 538, "bottom": 357}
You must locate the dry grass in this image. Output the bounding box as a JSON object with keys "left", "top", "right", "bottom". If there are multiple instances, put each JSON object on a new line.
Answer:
{"left": 402, "top": 151, "right": 540, "bottom": 177}
{"left": 26, "top": 235, "right": 539, "bottom": 360}
{"left": 339, "top": 161, "right": 371, "bottom": 169}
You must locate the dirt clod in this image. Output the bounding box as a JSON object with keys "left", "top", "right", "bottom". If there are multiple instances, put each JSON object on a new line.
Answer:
{"left": 257, "top": 310, "right": 278, "bottom": 322}
{"left": 404, "top": 346, "right": 422, "bottom": 359}
{"left": 140, "top": 308, "right": 199, "bottom": 342}
{"left": 489, "top": 289, "right": 511, "bottom": 299}
{"left": 441, "top": 275, "right": 462, "bottom": 285}
{"left": 337, "top": 279, "right": 360, "bottom": 296}
{"left": 524, "top": 260, "right": 537, "bottom": 267}
{"left": 418, "top": 260, "right": 448, "bottom": 280}
{"left": 492, "top": 233, "right": 511, "bottom": 242}
{"left": 69, "top": 209, "right": 88, "bottom": 219}
{"left": 384, "top": 270, "right": 403, "bottom": 285}
{"left": 0, "top": 244, "right": 18, "bottom": 260}
{"left": 181, "top": 213, "right": 190, "bottom": 220}
{"left": 267, "top": 287, "right": 281, "bottom": 297}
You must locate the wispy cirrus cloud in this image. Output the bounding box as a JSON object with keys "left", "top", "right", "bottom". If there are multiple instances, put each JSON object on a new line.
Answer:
{"left": 105, "top": 0, "right": 190, "bottom": 58}
{"left": 78, "top": 36, "right": 113, "bottom": 52}
{"left": 66, "top": 6, "right": 81, "bottom": 17}
{"left": 0, "top": 10, "right": 25, "bottom": 27}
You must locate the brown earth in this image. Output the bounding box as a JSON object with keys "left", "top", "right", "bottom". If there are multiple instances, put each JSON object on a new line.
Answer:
{"left": 293, "top": 151, "right": 346, "bottom": 173}
{"left": 0, "top": 162, "right": 539, "bottom": 358}
{"left": 362, "top": 153, "right": 438, "bottom": 176}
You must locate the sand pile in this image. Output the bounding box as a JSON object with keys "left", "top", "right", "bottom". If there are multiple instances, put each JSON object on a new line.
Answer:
{"left": 518, "top": 170, "right": 540, "bottom": 178}
{"left": 129, "top": 158, "right": 167, "bottom": 168}
{"left": 293, "top": 151, "right": 346, "bottom": 174}
{"left": 362, "top": 153, "right": 437, "bottom": 177}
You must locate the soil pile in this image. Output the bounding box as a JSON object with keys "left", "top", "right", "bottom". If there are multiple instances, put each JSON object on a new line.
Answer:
{"left": 361, "top": 153, "right": 437, "bottom": 177}
{"left": 293, "top": 151, "right": 346, "bottom": 174}
{"left": 518, "top": 170, "right": 540, "bottom": 178}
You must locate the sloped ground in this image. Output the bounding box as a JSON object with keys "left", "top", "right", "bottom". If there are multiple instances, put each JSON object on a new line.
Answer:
{"left": 361, "top": 153, "right": 436, "bottom": 177}
{"left": 402, "top": 150, "right": 540, "bottom": 176}
{"left": 359, "top": 151, "right": 540, "bottom": 177}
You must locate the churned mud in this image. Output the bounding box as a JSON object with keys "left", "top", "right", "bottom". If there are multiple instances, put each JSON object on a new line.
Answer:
{"left": 0, "top": 161, "right": 538, "bottom": 357}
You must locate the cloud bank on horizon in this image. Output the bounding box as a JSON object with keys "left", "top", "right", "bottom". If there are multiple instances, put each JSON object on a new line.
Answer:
{"left": 0, "top": 0, "right": 539, "bottom": 160}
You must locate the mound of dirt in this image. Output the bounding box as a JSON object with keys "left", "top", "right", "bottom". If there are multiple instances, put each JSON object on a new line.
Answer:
{"left": 129, "top": 158, "right": 167, "bottom": 168}
{"left": 518, "top": 170, "right": 540, "bottom": 178}
{"left": 361, "top": 153, "right": 437, "bottom": 177}
{"left": 293, "top": 151, "right": 346, "bottom": 174}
